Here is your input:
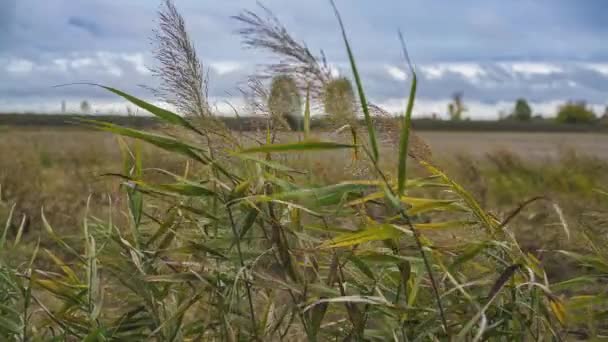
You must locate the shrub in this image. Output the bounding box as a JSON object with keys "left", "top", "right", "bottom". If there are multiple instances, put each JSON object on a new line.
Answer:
{"left": 556, "top": 101, "right": 596, "bottom": 124}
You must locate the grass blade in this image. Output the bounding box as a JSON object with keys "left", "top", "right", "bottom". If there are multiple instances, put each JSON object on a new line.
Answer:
{"left": 304, "top": 84, "right": 311, "bottom": 139}
{"left": 330, "top": 0, "right": 379, "bottom": 163}
{"left": 397, "top": 31, "right": 417, "bottom": 196}
{"left": 239, "top": 141, "right": 355, "bottom": 154}
{"left": 74, "top": 83, "right": 205, "bottom": 136}
{"left": 320, "top": 224, "right": 402, "bottom": 249}
{"left": 79, "top": 119, "right": 208, "bottom": 164}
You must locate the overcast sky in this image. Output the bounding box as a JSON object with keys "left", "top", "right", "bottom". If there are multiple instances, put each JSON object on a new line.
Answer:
{"left": 1, "top": 0, "right": 607, "bottom": 118}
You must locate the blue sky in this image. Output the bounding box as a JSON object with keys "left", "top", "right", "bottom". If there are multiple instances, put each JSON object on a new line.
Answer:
{"left": 1, "top": 0, "right": 607, "bottom": 118}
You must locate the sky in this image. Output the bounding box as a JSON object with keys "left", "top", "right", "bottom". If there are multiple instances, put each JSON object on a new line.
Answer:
{"left": 1, "top": 0, "right": 607, "bottom": 119}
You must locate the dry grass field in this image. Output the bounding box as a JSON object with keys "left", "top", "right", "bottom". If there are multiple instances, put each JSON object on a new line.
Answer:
{"left": 418, "top": 131, "right": 608, "bottom": 160}
{"left": 2, "top": 126, "right": 607, "bottom": 246}
{"left": 2, "top": 122, "right": 608, "bottom": 339}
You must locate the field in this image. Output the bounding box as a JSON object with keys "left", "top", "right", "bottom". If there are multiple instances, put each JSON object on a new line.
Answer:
{"left": 3, "top": 127, "right": 606, "bottom": 215}
{"left": 2, "top": 115, "right": 608, "bottom": 340}
{"left": 419, "top": 131, "right": 608, "bottom": 160}
{"left": 3, "top": 127, "right": 607, "bottom": 270}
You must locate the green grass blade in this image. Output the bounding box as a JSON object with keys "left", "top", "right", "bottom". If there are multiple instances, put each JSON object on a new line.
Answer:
{"left": 330, "top": 0, "right": 379, "bottom": 163}
{"left": 83, "top": 83, "right": 205, "bottom": 136}
{"left": 397, "top": 32, "right": 417, "bottom": 196}
{"left": 320, "top": 224, "right": 402, "bottom": 249}
{"left": 304, "top": 84, "right": 311, "bottom": 139}
{"left": 239, "top": 141, "right": 355, "bottom": 154}
{"left": 79, "top": 119, "right": 208, "bottom": 164}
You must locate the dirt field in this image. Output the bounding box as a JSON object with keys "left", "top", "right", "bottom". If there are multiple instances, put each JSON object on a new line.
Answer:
{"left": 418, "top": 131, "right": 608, "bottom": 160}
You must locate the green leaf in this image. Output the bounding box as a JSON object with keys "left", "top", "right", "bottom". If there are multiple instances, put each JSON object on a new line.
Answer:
{"left": 89, "top": 84, "right": 205, "bottom": 136}
{"left": 79, "top": 119, "right": 208, "bottom": 164}
{"left": 321, "top": 224, "right": 403, "bottom": 249}
{"left": 347, "top": 254, "right": 376, "bottom": 281}
{"left": 152, "top": 182, "right": 216, "bottom": 197}
{"left": 304, "top": 83, "right": 311, "bottom": 139}
{"left": 414, "top": 220, "right": 475, "bottom": 230}
{"left": 449, "top": 242, "right": 490, "bottom": 272}
{"left": 145, "top": 273, "right": 202, "bottom": 283}
{"left": 397, "top": 31, "right": 417, "bottom": 196}
{"left": 420, "top": 160, "right": 499, "bottom": 233}
{"left": 0, "top": 316, "right": 21, "bottom": 334}
{"left": 239, "top": 140, "right": 355, "bottom": 154}
{"left": 330, "top": 0, "right": 379, "bottom": 163}
{"left": 245, "top": 182, "right": 372, "bottom": 207}
{"left": 237, "top": 207, "right": 259, "bottom": 241}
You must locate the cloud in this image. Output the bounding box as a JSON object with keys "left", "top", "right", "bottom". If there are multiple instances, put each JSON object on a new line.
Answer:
{"left": 385, "top": 65, "right": 408, "bottom": 81}
{"left": 210, "top": 61, "right": 242, "bottom": 75}
{"left": 68, "top": 16, "right": 102, "bottom": 36}
{"left": 499, "top": 62, "right": 563, "bottom": 77}
{"left": 583, "top": 63, "right": 608, "bottom": 76}
{"left": 420, "top": 63, "right": 487, "bottom": 83}
{"left": 121, "top": 53, "right": 149, "bottom": 75}
{"left": 5, "top": 59, "right": 34, "bottom": 74}
{"left": 1, "top": 0, "right": 608, "bottom": 116}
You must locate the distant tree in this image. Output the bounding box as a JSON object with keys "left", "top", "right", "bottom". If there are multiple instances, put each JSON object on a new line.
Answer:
{"left": 448, "top": 92, "right": 466, "bottom": 121}
{"left": 532, "top": 114, "right": 544, "bottom": 121}
{"left": 512, "top": 98, "right": 532, "bottom": 121}
{"left": 61, "top": 100, "right": 66, "bottom": 114}
{"left": 80, "top": 100, "right": 91, "bottom": 114}
{"left": 598, "top": 106, "right": 608, "bottom": 125}
{"left": 323, "top": 77, "right": 356, "bottom": 124}
{"left": 268, "top": 74, "right": 302, "bottom": 130}
{"left": 555, "top": 101, "right": 596, "bottom": 124}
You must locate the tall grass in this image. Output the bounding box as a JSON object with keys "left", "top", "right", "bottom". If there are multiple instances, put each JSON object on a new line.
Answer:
{"left": 1, "top": 2, "right": 607, "bottom": 341}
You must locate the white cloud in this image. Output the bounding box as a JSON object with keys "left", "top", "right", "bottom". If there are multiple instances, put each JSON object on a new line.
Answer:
{"left": 71, "top": 57, "right": 95, "bottom": 69}
{"left": 210, "top": 61, "right": 241, "bottom": 75}
{"left": 500, "top": 62, "right": 563, "bottom": 76}
{"left": 53, "top": 59, "right": 69, "bottom": 72}
{"left": 385, "top": 65, "right": 408, "bottom": 81}
{"left": 420, "top": 63, "right": 486, "bottom": 82}
{"left": 6, "top": 59, "right": 34, "bottom": 73}
{"left": 582, "top": 63, "right": 608, "bottom": 76}
{"left": 122, "top": 53, "right": 149, "bottom": 75}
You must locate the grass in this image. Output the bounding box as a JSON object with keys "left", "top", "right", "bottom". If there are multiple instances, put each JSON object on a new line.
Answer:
{"left": 2, "top": 2, "right": 608, "bottom": 341}
{"left": 3, "top": 115, "right": 608, "bottom": 341}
